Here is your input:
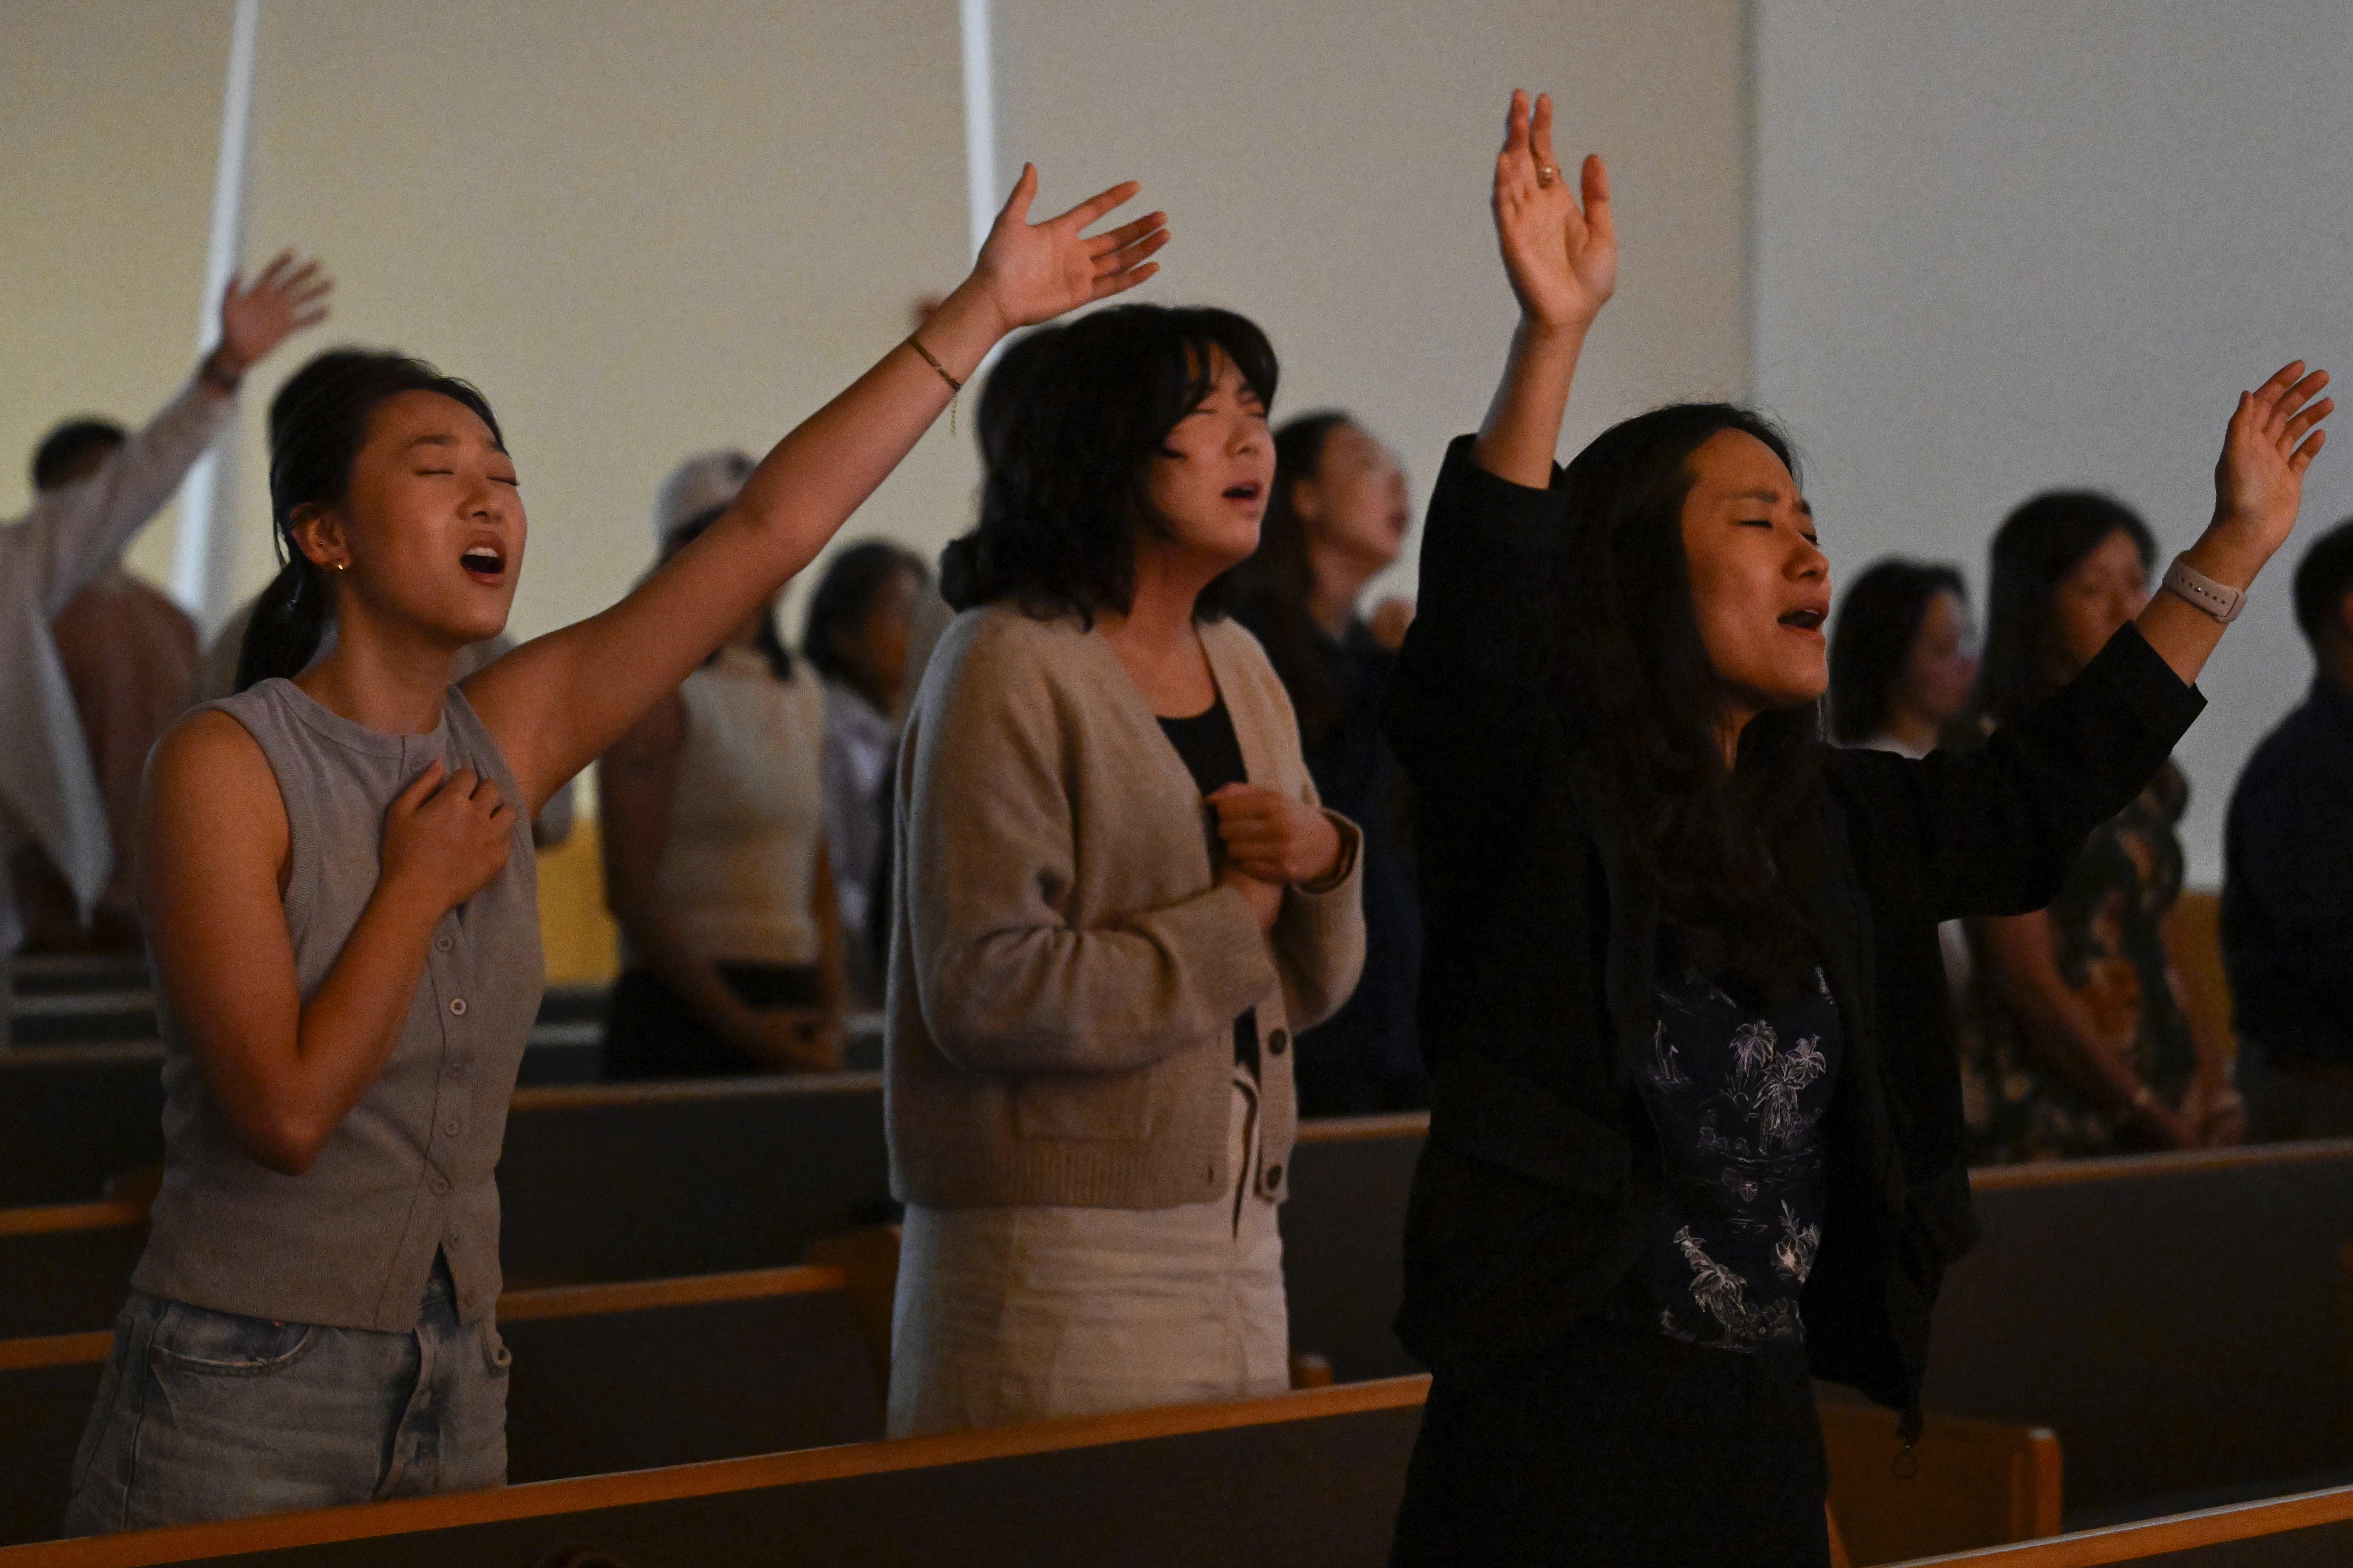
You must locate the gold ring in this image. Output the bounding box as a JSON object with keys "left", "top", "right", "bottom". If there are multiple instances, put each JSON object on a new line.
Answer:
{"left": 1537, "top": 164, "right": 1558, "bottom": 187}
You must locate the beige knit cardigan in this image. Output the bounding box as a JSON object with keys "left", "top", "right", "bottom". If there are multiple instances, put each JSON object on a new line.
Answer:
{"left": 886, "top": 603, "right": 1366, "bottom": 1211}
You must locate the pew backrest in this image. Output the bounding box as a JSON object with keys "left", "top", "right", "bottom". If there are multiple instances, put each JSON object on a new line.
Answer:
{"left": 1820, "top": 1398, "right": 2060, "bottom": 1564}
{"left": 0, "top": 1376, "right": 1433, "bottom": 1567}
{"left": 1935, "top": 1140, "right": 2353, "bottom": 1521}
{"left": 1888, "top": 1482, "right": 2353, "bottom": 1566}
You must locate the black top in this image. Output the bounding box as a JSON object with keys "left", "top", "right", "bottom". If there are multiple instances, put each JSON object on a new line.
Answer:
{"left": 2222, "top": 674, "right": 2353, "bottom": 1067}
{"left": 1228, "top": 604, "right": 1427, "bottom": 1113}
{"left": 1383, "top": 435, "right": 2205, "bottom": 1412}
{"left": 1603, "top": 947, "right": 1842, "bottom": 1351}
{"left": 1158, "top": 696, "right": 1259, "bottom": 1074}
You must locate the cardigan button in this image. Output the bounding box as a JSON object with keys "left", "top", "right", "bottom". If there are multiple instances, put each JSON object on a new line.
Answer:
{"left": 449, "top": 997, "right": 468, "bottom": 1016}
{"left": 1267, "top": 1029, "right": 1289, "bottom": 1057}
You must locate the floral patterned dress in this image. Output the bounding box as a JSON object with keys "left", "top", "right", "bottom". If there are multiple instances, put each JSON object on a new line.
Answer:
{"left": 1605, "top": 945, "right": 1843, "bottom": 1351}
{"left": 1959, "top": 761, "right": 2196, "bottom": 1163}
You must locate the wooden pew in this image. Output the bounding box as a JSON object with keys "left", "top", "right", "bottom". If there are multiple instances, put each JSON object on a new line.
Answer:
{"left": 1889, "top": 1483, "right": 2353, "bottom": 1566}
{"left": 1280, "top": 1111, "right": 1424, "bottom": 1382}
{"left": 0, "top": 1265, "right": 880, "bottom": 1549}
{"left": 1820, "top": 1398, "right": 2060, "bottom": 1564}
{"left": 496, "top": 1073, "right": 892, "bottom": 1285}
{"left": 0, "top": 1203, "right": 146, "bottom": 1340}
{"left": 1933, "top": 1141, "right": 2353, "bottom": 1525}
{"left": 0, "top": 1376, "right": 1430, "bottom": 1567}
{"left": 0, "top": 1048, "right": 167, "bottom": 1208}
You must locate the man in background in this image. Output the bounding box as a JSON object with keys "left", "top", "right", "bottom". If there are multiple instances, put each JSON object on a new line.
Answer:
{"left": 11, "top": 419, "right": 201, "bottom": 951}
{"left": 2222, "top": 518, "right": 2353, "bottom": 1140}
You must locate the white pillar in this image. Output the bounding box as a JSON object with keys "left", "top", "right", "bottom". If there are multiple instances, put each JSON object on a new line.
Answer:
{"left": 958, "top": 0, "right": 997, "bottom": 260}
{"left": 170, "top": 0, "right": 261, "bottom": 632}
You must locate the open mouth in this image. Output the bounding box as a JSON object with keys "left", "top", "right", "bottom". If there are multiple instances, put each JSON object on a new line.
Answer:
{"left": 460, "top": 547, "right": 506, "bottom": 582}
{"left": 1778, "top": 608, "right": 1826, "bottom": 633}
{"left": 1222, "top": 482, "right": 1262, "bottom": 504}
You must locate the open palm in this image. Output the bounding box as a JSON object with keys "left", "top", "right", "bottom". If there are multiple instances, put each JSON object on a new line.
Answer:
{"left": 2213, "top": 360, "right": 2332, "bottom": 562}
{"left": 1493, "top": 91, "right": 1615, "bottom": 333}
{"left": 218, "top": 251, "right": 332, "bottom": 374}
{"left": 974, "top": 164, "right": 1170, "bottom": 333}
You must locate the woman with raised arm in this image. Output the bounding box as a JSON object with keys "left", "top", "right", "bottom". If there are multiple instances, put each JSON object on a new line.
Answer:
{"left": 1381, "top": 91, "right": 2328, "bottom": 1566}
{"left": 63, "top": 168, "right": 1164, "bottom": 1535}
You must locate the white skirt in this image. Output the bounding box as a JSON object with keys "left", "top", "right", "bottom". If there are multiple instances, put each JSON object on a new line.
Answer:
{"left": 886, "top": 1072, "right": 1288, "bottom": 1437}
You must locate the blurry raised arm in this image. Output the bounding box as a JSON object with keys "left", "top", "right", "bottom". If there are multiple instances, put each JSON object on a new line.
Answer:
{"left": 2134, "top": 360, "right": 2332, "bottom": 687}
{"left": 11, "top": 252, "right": 330, "bottom": 614}
{"left": 1472, "top": 90, "right": 1616, "bottom": 487}
{"left": 471, "top": 168, "right": 1169, "bottom": 813}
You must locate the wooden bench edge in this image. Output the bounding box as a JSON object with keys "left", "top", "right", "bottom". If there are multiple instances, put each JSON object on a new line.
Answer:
{"left": 1968, "top": 1137, "right": 2353, "bottom": 1192}
{"left": 0, "top": 1201, "right": 143, "bottom": 1238}
{"left": 1890, "top": 1481, "right": 2353, "bottom": 1566}
{"left": 507, "top": 1069, "right": 883, "bottom": 1111}
{"left": 0, "top": 1330, "right": 114, "bottom": 1372}
{"left": 0, "top": 1375, "right": 1434, "bottom": 1566}
{"left": 1294, "top": 1111, "right": 1428, "bottom": 1143}
{"left": 495, "top": 1265, "right": 848, "bottom": 1322}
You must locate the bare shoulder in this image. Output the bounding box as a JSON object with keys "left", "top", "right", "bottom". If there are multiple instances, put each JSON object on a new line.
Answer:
{"left": 144, "top": 708, "right": 287, "bottom": 852}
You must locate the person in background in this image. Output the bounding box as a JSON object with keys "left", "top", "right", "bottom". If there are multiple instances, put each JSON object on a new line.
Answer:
{"left": 1960, "top": 492, "right": 2244, "bottom": 1160}
{"left": 886, "top": 302, "right": 1365, "bottom": 1438}
{"left": 1229, "top": 410, "right": 1427, "bottom": 1114}
{"left": 2223, "top": 518, "right": 2353, "bottom": 1140}
{"left": 0, "top": 255, "right": 329, "bottom": 964}
{"left": 10, "top": 421, "right": 201, "bottom": 951}
{"left": 1827, "top": 557, "right": 1980, "bottom": 999}
{"left": 597, "top": 490, "right": 846, "bottom": 1079}
{"left": 803, "top": 538, "right": 929, "bottom": 1005}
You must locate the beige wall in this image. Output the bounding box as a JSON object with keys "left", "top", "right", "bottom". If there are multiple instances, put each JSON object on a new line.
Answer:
{"left": 995, "top": 0, "right": 1751, "bottom": 602}
{"left": 6, "top": 0, "right": 1749, "bottom": 637}
{"left": 1, "top": 0, "right": 230, "bottom": 587}
{"left": 1754, "top": 0, "right": 2353, "bottom": 884}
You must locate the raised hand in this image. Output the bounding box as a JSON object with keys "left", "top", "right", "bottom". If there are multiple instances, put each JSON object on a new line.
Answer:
{"left": 971, "top": 164, "right": 1169, "bottom": 335}
{"left": 1493, "top": 90, "right": 1615, "bottom": 334}
{"left": 213, "top": 251, "right": 333, "bottom": 382}
{"left": 2210, "top": 360, "right": 2332, "bottom": 572}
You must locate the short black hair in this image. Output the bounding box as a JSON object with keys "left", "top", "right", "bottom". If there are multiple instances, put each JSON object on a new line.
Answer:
{"left": 804, "top": 539, "right": 927, "bottom": 687}
{"left": 1828, "top": 558, "right": 1968, "bottom": 743}
{"left": 940, "top": 303, "right": 1278, "bottom": 626}
{"left": 2293, "top": 516, "right": 2353, "bottom": 649}
{"left": 31, "top": 418, "right": 128, "bottom": 492}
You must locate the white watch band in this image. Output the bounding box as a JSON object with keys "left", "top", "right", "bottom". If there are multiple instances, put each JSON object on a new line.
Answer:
{"left": 2161, "top": 555, "right": 2245, "bottom": 624}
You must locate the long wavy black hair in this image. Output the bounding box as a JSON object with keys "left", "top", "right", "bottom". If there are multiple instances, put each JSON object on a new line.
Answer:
{"left": 1550, "top": 403, "right": 1824, "bottom": 996}
{"left": 1972, "top": 490, "right": 2153, "bottom": 729}
{"left": 236, "top": 349, "right": 504, "bottom": 692}
{"left": 940, "top": 304, "right": 1278, "bottom": 626}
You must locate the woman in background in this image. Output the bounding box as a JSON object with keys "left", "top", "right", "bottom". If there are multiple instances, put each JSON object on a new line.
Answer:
{"left": 1961, "top": 493, "right": 2245, "bottom": 1160}
{"left": 1828, "top": 558, "right": 1980, "bottom": 999}
{"left": 804, "top": 539, "right": 930, "bottom": 1006}
{"left": 598, "top": 498, "right": 846, "bottom": 1078}
{"left": 1230, "top": 411, "right": 1426, "bottom": 1114}
{"left": 886, "top": 303, "right": 1365, "bottom": 1438}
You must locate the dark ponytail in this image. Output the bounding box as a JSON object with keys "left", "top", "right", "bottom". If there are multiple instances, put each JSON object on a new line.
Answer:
{"left": 234, "top": 348, "right": 503, "bottom": 692}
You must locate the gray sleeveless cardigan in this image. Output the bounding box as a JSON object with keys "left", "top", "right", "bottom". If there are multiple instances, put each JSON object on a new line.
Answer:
{"left": 133, "top": 679, "right": 542, "bottom": 1330}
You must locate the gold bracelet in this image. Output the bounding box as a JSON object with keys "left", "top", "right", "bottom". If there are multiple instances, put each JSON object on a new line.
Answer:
{"left": 906, "top": 336, "right": 963, "bottom": 434}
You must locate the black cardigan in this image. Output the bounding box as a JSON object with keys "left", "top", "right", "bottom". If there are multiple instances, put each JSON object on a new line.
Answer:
{"left": 1383, "top": 437, "right": 2203, "bottom": 1415}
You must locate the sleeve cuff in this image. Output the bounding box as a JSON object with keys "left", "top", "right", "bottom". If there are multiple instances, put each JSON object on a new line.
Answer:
{"left": 1434, "top": 434, "right": 1577, "bottom": 555}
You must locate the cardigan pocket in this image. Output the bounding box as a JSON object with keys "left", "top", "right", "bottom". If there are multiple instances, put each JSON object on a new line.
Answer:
{"left": 1013, "top": 1059, "right": 1161, "bottom": 1142}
